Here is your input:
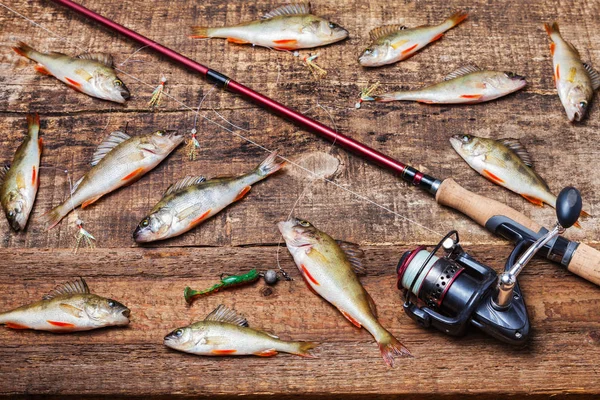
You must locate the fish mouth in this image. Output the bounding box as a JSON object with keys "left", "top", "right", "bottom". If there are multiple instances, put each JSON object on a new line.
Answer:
{"left": 133, "top": 226, "right": 150, "bottom": 243}
{"left": 122, "top": 308, "right": 131, "bottom": 318}
{"left": 449, "top": 136, "right": 462, "bottom": 149}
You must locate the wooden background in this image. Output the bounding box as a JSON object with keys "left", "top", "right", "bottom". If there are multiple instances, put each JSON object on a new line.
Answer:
{"left": 1, "top": 0, "right": 600, "bottom": 398}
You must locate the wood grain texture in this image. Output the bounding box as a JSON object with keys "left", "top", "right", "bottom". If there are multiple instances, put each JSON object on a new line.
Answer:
{"left": 1, "top": 0, "right": 600, "bottom": 397}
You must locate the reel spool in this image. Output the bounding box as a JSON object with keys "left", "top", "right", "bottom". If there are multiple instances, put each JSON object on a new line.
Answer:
{"left": 397, "top": 187, "right": 583, "bottom": 345}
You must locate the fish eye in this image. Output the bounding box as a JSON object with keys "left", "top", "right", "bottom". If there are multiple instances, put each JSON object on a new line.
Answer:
{"left": 141, "top": 218, "right": 150, "bottom": 228}
{"left": 328, "top": 22, "right": 338, "bottom": 29}
{"left": 298, "top": 220, "right": 311, "bottom": 227}
{"left": 174, "top": 329, "right": 183, "bottom": 337}
{"left": 364, "top": 48, "right": 373, "bottom": 55}
{"left": 108, "top": 300, "right": 116, "bottom": 307}
{"left": 7, "top": 210, "right": 15, "bottom": 218}
{"left": 504, "top": 71, "right": 515, "bottom": 78}
{"left": 114, "top": 80, "right": 123, "bottom": 87}
{"left": 156, "top": 130, "right": 165, "bottom": 136}
{"left": 580, "top": 101, "right": 588, "bottom": 109}
{"left": 461, "top": 135, "right": 471, "bottom": 143}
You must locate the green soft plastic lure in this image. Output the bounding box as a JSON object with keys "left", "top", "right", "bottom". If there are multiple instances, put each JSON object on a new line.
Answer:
{"left": 184, "top": 269, "right": 261, "bottom": 304}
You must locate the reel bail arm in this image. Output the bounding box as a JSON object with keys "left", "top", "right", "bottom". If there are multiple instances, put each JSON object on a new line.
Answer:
{"left": 494, "top": 187, "right": 583, "bottom": 308}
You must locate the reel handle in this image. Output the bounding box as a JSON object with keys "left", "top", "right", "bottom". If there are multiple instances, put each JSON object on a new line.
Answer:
{"left": 436, "top": 178, "right": 600, "bottom": 286}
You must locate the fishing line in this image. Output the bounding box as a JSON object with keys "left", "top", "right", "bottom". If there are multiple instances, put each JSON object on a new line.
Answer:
{"left": 1, "top": 1, "right": 445, "bottom": 240}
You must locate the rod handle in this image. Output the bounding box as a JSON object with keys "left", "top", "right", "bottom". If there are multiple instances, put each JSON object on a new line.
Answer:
{"left": 435, "top": 178, "right": 542, "bottom": 232}
{"left": 435, "top": 179, "right": 600, "bottom": 286}
{"left": 568, "top": 243, "right": 600, "bottom": 286}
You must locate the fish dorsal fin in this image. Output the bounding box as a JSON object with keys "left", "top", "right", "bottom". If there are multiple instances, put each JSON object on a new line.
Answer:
{"left": 336, "top": 240, "right": 366, "bottom": 275}
{"left": 584, "top": 63, "right": 600, "bottom": 90}
{"left": 444, "top": 65, "right": 481, "bottom": 81}
{"left": 77, "top": 52, "right": 114, "bottom": 67}
{"left": 43, "top": 278, "right": 90, "bottom": 300}
{"left": 91, "top": 131, "right": 131, "bottom": 166}
{"left": 369, "top": 25, "right": 405, "bottom": 41}
{"left": 204, "top": 304, "right": 249, "bottom": 327}
{"left": 262, "top": 3, "right": 310, "bottom": 19}
{"left": 0, "top": 165, "right": 10, "bottom": 185}
{"left": 164, "top": 176, "right": 206, "bottom": 196}
{"left": 498, "top": 138, "right": 533, "bottom": 167}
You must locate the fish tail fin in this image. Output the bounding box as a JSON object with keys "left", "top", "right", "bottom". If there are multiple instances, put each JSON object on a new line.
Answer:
{"left": 544, "top": 22, "right": 560, "bottom": 37}
{"left": 190, "top": 27, "right": 211, "bottom": 39}
{"left": 12, "top": 41, "right": 37, "bottom": 60}
{"left": 290, "top": 341, "right": 319, "bottom": 358}
{"left": 27, "top": 113, "right": 40, "bottom": 139}
{"left": 377, "top": 331, "right": 413, "bottom": 367}
{"left": 446, "top": 10, "right": 468, "bottom": 28}
{"left": 373, "top": 93, "right": 403, "bottom": 103}
{"left": 256, "top": 150, "right": 286, "bottom": 177}
{"left": 42, "top": 203, "right": 70, "bottom": 230}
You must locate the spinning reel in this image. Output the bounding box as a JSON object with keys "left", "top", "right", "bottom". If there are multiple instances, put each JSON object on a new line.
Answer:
{"left": 396, "top": 187, "right": 583, "bottom": 345}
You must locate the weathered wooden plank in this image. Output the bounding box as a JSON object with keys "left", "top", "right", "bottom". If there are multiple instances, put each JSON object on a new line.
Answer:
{"left": 0, "top": 245, "right": 600, "bottom": 397}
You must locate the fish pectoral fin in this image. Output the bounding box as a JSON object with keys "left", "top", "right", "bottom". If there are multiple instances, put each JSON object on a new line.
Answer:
{"left": 204, "top": 336, "right": 230, "bottom": 346}
{"left": 567, "top": 67, "right": 577, "bottom": 83}
{"left": 483, "top": 153, "right": 508, "bottom": 169}
{"left": 390, "top": 39, "right": 408, "bottom": 50}
{"left": 254, "top": 349, "right": 278, "bottom": 357}
{"left": 81, "top": 195, "right": 104, "bottom": 209}
{"left": 521, "top": 194, "right": 545, "bottom": 207}
{"left": 34, "top": 64, "right": 51, "bottom": 75}
{"left": 16, "top": 171, "right": 26, "bottom": 190}
{"left": 59, "top": 303, "right": 84, "bottom": 318}
{"left": 482, "top": 169, "right": 505, "bottom": 185}
{"left": 234, "top": 186, "right": 252, "bottom": 202}
{"left": 339, "top": 309, "right": 362, "bottom": 328}
{"left": 227, "top": 38, "right": 250, "bottom": 44}
{"left": 75, "top": 68, "right": 93, "bottom": 82}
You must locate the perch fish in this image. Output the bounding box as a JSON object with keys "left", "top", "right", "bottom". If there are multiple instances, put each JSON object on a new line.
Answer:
{"left": 358, "top": 11, "right": 467, "bottom": 67}
{"left": 0, "top": 278, "right": 130, "bottom": 332}
{"left": 544, "top": 22, "right": 600, "bottom": 122}
{"left": 366, "top": 66, "right": 526, "bottom": 104}
{"left": 1, "top": 113, "right": 42, "bottom": 231}
{"left": 278, "top": 218, "right": 412, "bottom": 367}
{"left": 450, "top": 134, "right": 590, "bottom": 219}
{"left": 190, "top": 3, "right": 348, "bottom": 50}
{"left": 164, "top": 304, "right": 318, "bottom": 357}
{"left": 44, "top": 129, "right": 184, "bottom": 229}
{"left": 12, "top": 42, "right": 130, "bottom": 104}
{"left": 133, "top": 151, "right": 285, "bottom": 243}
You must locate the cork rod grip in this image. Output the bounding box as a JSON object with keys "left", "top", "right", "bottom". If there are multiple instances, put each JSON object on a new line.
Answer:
{"left": 435, "top": 179, "right": 542, "bottom": 232}
{"left": 567, "top": 243, "right": 600, "bottom": 286}
{"left": 435, "top": 179, "right": 600, "bottom": 286}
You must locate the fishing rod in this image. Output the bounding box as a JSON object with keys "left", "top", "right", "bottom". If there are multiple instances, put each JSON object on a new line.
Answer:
{"left": 48, "top": 0, "right": 600, "bottom": 289}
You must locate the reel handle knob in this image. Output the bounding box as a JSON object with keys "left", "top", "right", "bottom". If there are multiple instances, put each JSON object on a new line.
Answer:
{"left": 556, "top": 187, "right": 582, "bottom": 229}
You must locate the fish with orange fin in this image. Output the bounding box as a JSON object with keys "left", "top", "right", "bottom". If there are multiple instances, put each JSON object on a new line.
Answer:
{"left": 278, "top": 218, "right": 412, "bottom": 367}
{"left": 0, "top": 278, "right": 130, "bottom": 332}
{"left": 12, "top": 42, "right": 130, "bottom": 104}
{"left": 133, "top": 151, "right": 285, "bottom": 243}
{"left": 358, "top": 10, "right": 467, "bottom": 67}
{"left": 450, "top": 134, "right": 590, "bottom": 223}
{"left": 1, "top": 113, "right": 42, "bottom": 231}
{"left": 190, "top": 3, "right": 348, "bottom": 50}
{"left": 43, "top": 129, "right": 184, "bottom": 229}
{"left": 164, "top": 304, "right": 318, "bottom": 357}
{"left": 544, "top": 22, "right": 600, "bottom": 122}
{"left": 364, "top": 66, "right": 527, "bottom": 104}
